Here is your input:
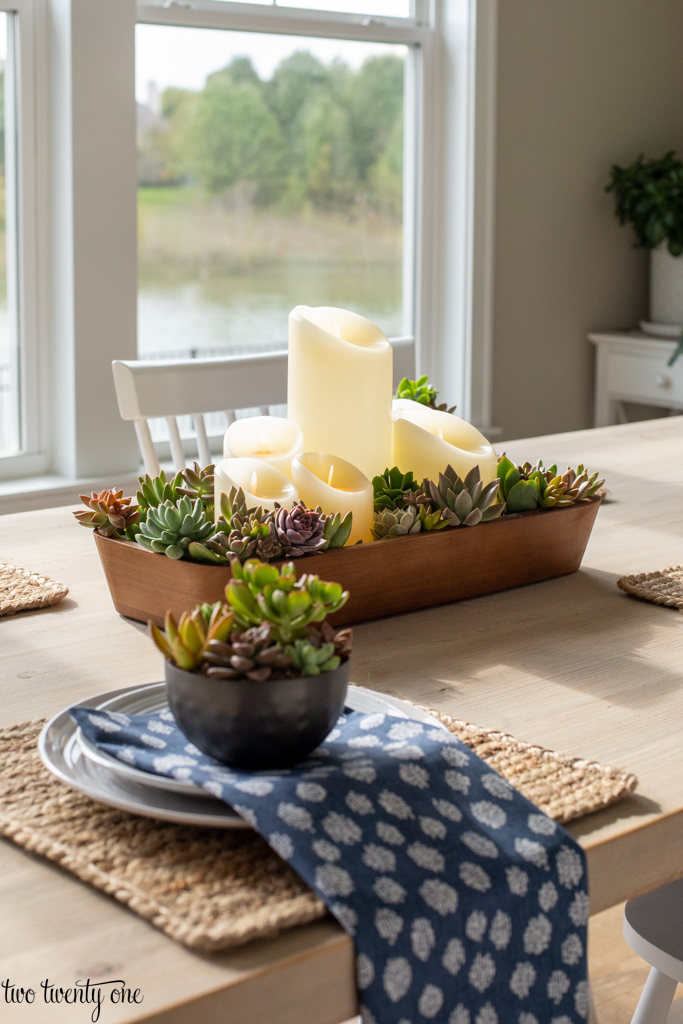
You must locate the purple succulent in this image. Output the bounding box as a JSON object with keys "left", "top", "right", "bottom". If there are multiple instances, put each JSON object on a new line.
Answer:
{"left": 274, "top": 502, "right": 327, "bottom": 557}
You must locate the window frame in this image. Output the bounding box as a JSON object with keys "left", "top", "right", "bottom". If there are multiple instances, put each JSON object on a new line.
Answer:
{"left": 135, "top": 0, "right": 427, "bottom": 363}
{"left": 135, "top": 0, "right": 497, "bottom": 427}
{"left": 0, "top": 0, "right": 47, "bottom": 480}
{"left": 0, "top": 0, "right": 499, "bottom": 498}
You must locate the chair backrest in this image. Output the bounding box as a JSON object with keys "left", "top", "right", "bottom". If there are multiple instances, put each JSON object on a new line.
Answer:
{"left": 112, "top": 338, "right": 415, "bottom": 476}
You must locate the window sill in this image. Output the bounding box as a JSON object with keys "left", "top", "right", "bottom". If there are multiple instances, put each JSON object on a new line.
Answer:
{"left": 0, "top": 471, "right": 141, "bottom": 515}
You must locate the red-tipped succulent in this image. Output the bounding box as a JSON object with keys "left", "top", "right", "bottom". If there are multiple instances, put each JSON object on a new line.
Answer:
{"left": 73, "top": 488, "right": 139, "bottom": 538}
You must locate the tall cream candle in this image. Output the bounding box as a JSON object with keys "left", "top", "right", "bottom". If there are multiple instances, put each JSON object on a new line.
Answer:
{"left": 214, "top": 458, "right": 298, "bottom": 519}
{"left": 392, "top": 399, "right": 498, "bottom": 484}
{"left": 224, "top": 416, "right": 303, "bottom": 480}
{"left": 287, "top": 305, "right": 393, "bottom": 481}
{"left": 291, "top": 452, "right": 374, "bottom": 545}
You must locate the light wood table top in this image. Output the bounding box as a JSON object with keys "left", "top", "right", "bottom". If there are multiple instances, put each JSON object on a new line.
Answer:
{"left": 2, "top": 416, "right": 683, "bottom": 1023}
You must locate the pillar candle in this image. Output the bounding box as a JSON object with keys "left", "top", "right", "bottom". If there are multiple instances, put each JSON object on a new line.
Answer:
{"left": 214, "top": 458, "right": 299, "bottom": 519}
{"left": 291, "top": 452, "right": 374, "bottom": 545}
{"left": 392, "top": 399, "right": 498, "bottom": 484}
{"left": 224, "top": 416, "right": 304, "bottom": 480}
{"left": 287, "top": 305, "right": 393, "bottom": 481}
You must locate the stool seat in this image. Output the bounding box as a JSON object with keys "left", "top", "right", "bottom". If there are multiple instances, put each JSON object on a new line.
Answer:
{"left": 624, "top": 880, "right": 683, "bottom": 1024}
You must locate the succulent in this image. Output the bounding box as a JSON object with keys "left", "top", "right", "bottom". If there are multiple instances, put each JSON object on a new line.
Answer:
{"left": 418, "top": 506, "right": 447, "bottom": 531}
{"left": 394, "top": 375, "right": 456, "bottom": 414}
{"left": 192, "top": 501, "right": 277, "bottom": 564}
{"left": 428, "top": 465, "right": 504, "bottom": 527}
{"left": 497, "top": 455, "right": 605, "bottom": 512}
{"left": 540, "top": 465, "right": 604, "bottom": 508}
{"left": 285, "top": 638, "right": 340, "bottom": 676}
{"left": 149, "top": 602, "right": 234, "bottom": 671}
{"left": 137, "top": 470, "right": 183, "bottom": 514}
{"left": 178, "top": 463, "right": 215, "bottom": 512}
{"left": 203, "top": 622, "right": 293, "bottom": 681}
{"left": 73, "top": 489, "right": 140, "bottom": 539}
{"left": 317, "top": 621, "right": 353, "bottom": 661}
{"left": 320, "top": 509, "right": 353, "bottom": 549}
{"left": 372, "top": 507, "right": 422, "bottom": 540}
{"left": 226, "top": 559, "right": 349, "bottom": 643}
{"left": 274, "top": 503, "right": 327, "bottom": 557}
{"left": 137, "top": 496, "right": 215, "bottom": 559}
{"left": 372, "top": 466, "right": 419, "bottom": 512}
{"left": 219, "top": 485, "right": 253, "bottom": 528}
{"left": 496, "top": 457, "right": 548, "bottom": 513}
{"left": 255, "top": 523, "right": 286, "bottom": 562}
{"left": 402, "top": 482, "right": 448, "bottom": 531}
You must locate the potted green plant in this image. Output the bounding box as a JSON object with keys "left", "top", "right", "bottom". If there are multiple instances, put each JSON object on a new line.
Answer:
{"left": 149, "top": 558, "right": 352, "bottom": 769}
{"left": 607, "top": 151, "right": 683, "bottom": 327}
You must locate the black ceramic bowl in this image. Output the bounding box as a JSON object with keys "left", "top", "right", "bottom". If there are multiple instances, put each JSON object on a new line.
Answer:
{"left": 165, "top": 660, "right": 350, "bottom": 769}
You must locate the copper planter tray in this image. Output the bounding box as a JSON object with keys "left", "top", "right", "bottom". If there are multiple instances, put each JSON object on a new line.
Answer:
{"left": 93, "top": 497, "right": 600, "bottom": 628}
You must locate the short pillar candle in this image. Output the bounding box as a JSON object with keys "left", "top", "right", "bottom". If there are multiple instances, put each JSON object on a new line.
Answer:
{"left": 214, "top": 458, "right": 299, "bottom": 518}
{"left": 224, "top": 416, "right": 304, "bottom": 480}
{"left": 291, "top": 452, "right": 374, "bottom": 545}
{"left": 392, "top": 399, "right": 498, "bottom": 484}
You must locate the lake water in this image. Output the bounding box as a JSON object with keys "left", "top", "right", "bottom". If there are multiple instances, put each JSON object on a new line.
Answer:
{"left": 137, "top": 263, "right": 404, "bottom": 360}
{"left": 138, "top": 263, "right": 403, "bottom": 441}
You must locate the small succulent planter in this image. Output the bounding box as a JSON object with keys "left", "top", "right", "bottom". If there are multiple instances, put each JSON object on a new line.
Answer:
{"left": 165, "top": 658, "right": 350, "bottom": 769}
{"left": 94, "top": 495, "right": 601, "bottom": 628}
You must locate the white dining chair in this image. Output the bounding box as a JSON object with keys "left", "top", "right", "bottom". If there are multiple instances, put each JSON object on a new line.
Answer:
{"left": 112, "top": 338, "right": 416, "bottom": 476}
{"left": 623, "top": 879, "right": 683, "bottom": 1023}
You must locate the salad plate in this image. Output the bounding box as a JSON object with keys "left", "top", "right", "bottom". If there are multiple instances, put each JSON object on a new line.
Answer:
{"left": 39, "top": 682, "right": 446, "bottom": 828}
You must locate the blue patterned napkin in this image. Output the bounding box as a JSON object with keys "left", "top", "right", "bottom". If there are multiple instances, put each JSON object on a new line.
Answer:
{"left": 72, "top": 703, "right": 589, "bottom": 1024}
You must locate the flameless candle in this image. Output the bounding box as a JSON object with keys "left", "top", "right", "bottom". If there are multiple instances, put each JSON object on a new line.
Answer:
{"left": 224, "top": 416, "right": 304, "bottom": 480}
{"left": 288, "top": 305, "right": 393, "bottom": 481}
{"left": 291, "top": 452, "right": 374, "bottom": 545}
{"left": 392, "top": 399, "right": 498, "bottom": 484}
{"left": 214, "top": 458, "right": 299, "bottom": 519}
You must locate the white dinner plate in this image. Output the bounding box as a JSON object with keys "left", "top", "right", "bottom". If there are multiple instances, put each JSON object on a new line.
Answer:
{"left": 39, "top": 682, "right": 447, "bottom": 829}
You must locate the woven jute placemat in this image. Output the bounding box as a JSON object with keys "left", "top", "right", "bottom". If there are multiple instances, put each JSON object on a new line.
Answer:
{"left": 0, "top": 712, "right": 637, "bottom": 952}
{"left": 424, "top": 708, "right": 637, "bottom": 825}
{"left": 0, "top": 562, "right": 69, "bottom": 616}
{"left": 617, "top": 565, "right": 683, "bottom": 611}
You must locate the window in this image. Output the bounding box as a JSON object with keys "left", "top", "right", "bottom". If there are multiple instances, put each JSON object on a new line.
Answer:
{"left": 0, "top": 14, "right": 15, "bottom": 455}
{"left": 0, "top": 0, "right": 43, "bottom": 482}
{"left": 0, "top": 0, "right": 492, "bottom": 496}
{"left": 136, "top": 25, "right": 409, "bottom": 362}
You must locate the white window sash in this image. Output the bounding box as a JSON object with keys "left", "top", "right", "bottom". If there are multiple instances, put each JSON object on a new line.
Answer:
{"left": 0, "top": 0, "right": 49, "bottom": 479}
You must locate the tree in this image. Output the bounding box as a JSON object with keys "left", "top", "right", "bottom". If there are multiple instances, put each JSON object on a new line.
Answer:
{"left": 179, "top": 68, "right": 286, "bottom": 204}
{"left": 345, "top": 55, "right": 404, "bottom": 182}
{"left": 298, "top": 90, "right": 357, "bottom": 210}
{"left": 266, "top": 51, "right": 332, "bottom": 142}
{"left": 369, "top": 113, "right": 403, "bottom": 217}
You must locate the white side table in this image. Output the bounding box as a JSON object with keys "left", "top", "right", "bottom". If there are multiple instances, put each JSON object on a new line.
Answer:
{"left": 589, "top": 331, "right": 683, "bottom": 427}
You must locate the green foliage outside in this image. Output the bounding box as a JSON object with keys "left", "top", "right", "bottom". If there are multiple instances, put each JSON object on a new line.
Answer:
{"left": 138, "top": 51, "right": 404, "bottom": 218}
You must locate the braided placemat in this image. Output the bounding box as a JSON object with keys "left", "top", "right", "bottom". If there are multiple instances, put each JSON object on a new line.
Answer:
{"left": 423, "top": 708, "right": 637, "bottom": 824}
{"left": 617, "top": 565, "right": 683, "bottom": 611}
{"left": 0, "top": 562, "right": 69, "bottom": 616}
{"left": 0, "top": 712, "right": 637, "bottom": 952}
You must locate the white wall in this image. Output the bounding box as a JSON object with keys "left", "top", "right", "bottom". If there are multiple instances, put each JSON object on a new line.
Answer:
{"left": 491, "top": 0, "right": 683, "bottom": 441}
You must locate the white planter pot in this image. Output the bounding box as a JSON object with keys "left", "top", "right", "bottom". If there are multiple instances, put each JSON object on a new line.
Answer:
{"left": 650, "top": 244, "right": 683, "bottom": 325}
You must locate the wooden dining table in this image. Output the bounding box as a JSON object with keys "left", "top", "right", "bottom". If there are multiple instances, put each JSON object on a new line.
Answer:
{"left": 2, "top": 416, "right": 683, "bottom": 1024}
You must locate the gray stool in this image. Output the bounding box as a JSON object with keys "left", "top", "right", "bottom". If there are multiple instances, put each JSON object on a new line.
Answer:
{"left": 623, "top": 880, "right": 683, "bottom": 1023}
